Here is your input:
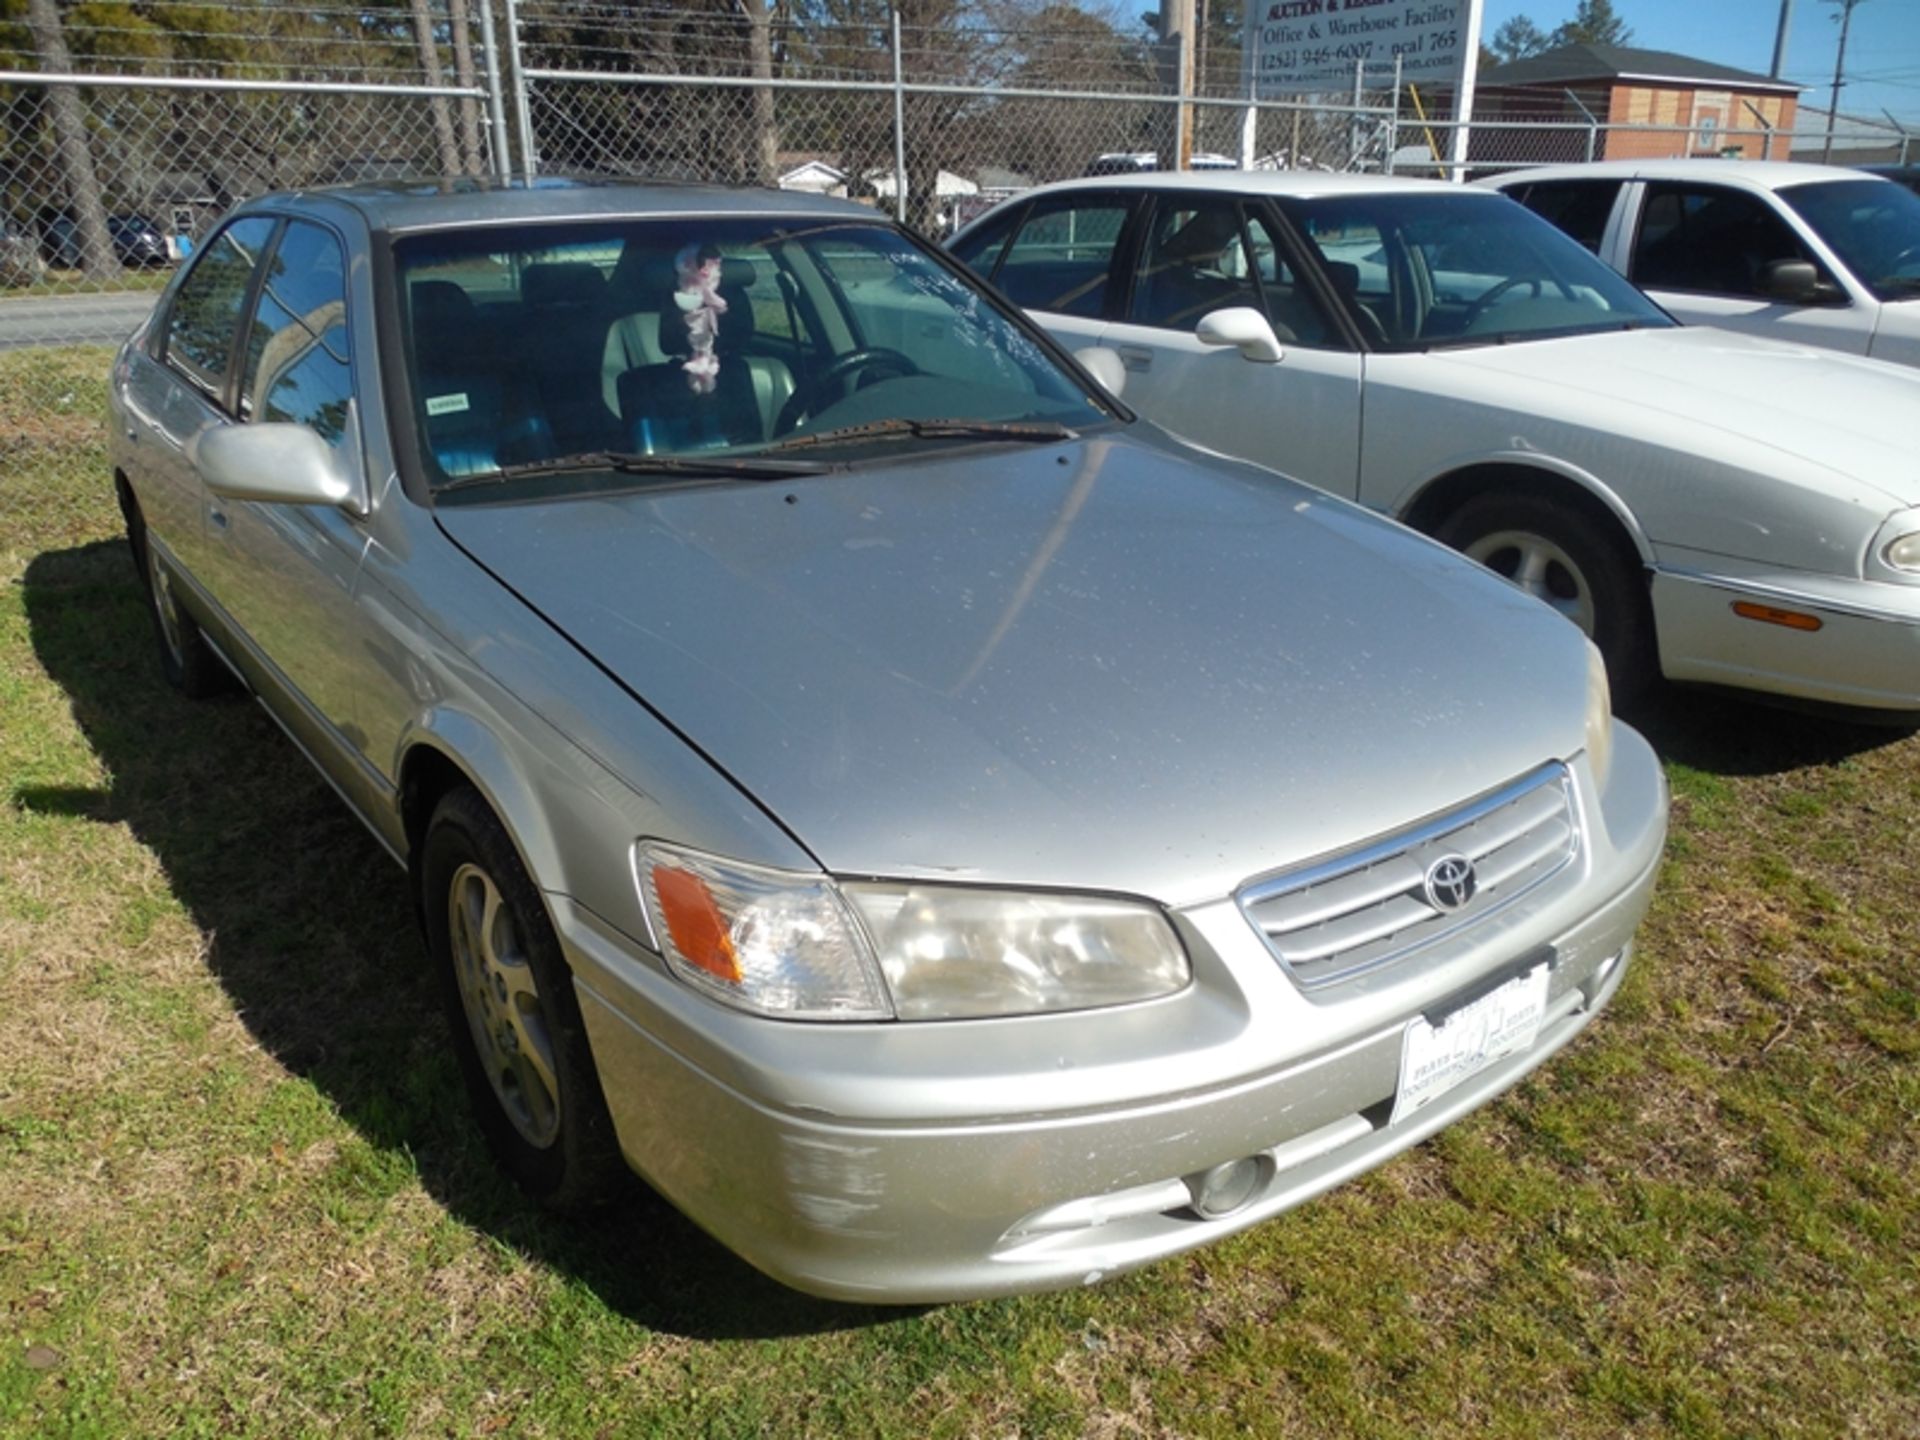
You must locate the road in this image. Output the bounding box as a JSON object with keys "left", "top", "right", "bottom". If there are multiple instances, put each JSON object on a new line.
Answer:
{"left": 0, "top": 290, "right": 158, "bottom": 352}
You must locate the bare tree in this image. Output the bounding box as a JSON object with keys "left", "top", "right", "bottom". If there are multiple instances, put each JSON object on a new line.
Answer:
{"left": 407, "top": 0, "right": 465, "bottom": 177}
{"left": 23, "top": 0, "right": 118, "bottom": 279}
{"left": 448, "top": 0, "right": 486, "bottom": 174}
{"left": 742, "top": 0, "right": 780, "bottom": 186}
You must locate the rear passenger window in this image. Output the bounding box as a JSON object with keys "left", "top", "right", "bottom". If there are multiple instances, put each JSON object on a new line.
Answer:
{"left": 239, "top": 220, "right": 351, "bottom": 443}
{"left": 1513, "top": 180, "right": 1620, "bottom": 254}
{"left": 1631, "top": 183, "right": 1816, "bottom": 298}
{"left": 995, "top": 198, "right": 1129, "bottom": 317}
{"left": 163, "top": 216, "right": 278, "bottom": 404}
{"left": 948, "top": 205, "right": 1021, "bottom": 280}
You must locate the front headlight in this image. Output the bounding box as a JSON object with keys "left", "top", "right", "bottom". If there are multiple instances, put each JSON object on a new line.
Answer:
{"left": 1868, "top": 508, "right": 1920, "bottom": 583}
{"left": 636, "top": 842, "right": 892, "bottom": 1020}
{"left": 1584, "top": 641, "right": 1614, "bottom": 793}
{"left": 1883, "top": 531, "right": 1920, "bottom": 573}
{"left": 636, "top": 841, "right": 1190, "bottom": 1021}
{"left": 841, "top": 883, "right": 1190, "bottom": 1020}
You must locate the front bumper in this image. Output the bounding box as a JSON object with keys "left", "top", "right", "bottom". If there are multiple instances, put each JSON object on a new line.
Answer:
{"left": 1652, "top": 564, "right": 1920, "bottom": 711}
{"left": 566, "top": 734, "right": 1666, "bottom": 1304}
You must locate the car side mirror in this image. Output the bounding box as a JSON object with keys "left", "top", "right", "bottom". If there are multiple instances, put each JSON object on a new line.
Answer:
{"left": 192, "top": 413, "right": 367, "bottom": 516}
{"left": 1764, "top": 259, "right": 1841, "bottom": 306}
{"left": 1195, "top": 306, "right": 1285, "bottom": 363}
{"left": 1073, "top": 344, "right": 1127, "bottom": 399}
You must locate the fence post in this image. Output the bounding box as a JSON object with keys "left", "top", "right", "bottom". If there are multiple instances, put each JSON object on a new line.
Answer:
{"left": 1385, "top": 53, "right": 1402, "bottom": 172}
{"left": 1240, "top": 11, "right": 1260, "bottom": 169}
{"left": 1565, "top": 89, "right": 1598, "bottom": 162}
{"left": 1174, "top": 25, "right": 1191, "bottom": 169}
{"left": 1349, "top": 58, "right": 1363, "bottom": 168}
{"left": 474, "top": 0, "right": 513, "bottom": 180}
{"left": 1743, "top": 99, "right": 1776, "bottom": 161}
{"left": 499, "top": 0, "right": 537, "bottom": 176}
{"left": 891, "top": 8, "right": 907, "bottom": 223}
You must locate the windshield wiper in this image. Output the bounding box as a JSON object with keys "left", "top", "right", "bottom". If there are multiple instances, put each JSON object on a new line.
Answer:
{"left": 761, "top": 417, "right": 1076, "bottom": 453}
{"left": 438, "top": 449, "right": 835, "bottom": 493}
{"left": 1875, "top": 275, "right": 1920, "bottom": 297}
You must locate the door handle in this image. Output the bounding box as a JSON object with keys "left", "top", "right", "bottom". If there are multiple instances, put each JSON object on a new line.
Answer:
{"left": 1116, "top": 346, "right": 1154, "bottom": 372}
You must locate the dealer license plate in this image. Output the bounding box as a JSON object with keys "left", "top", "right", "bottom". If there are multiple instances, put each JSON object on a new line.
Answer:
{"left": 1390, "top": 962, "right": 1550, "bottom": 1126}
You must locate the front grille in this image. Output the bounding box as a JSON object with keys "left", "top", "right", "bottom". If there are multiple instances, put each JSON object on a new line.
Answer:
{"left": 1236, "top": 765, "right": 1578, "bottom": 989}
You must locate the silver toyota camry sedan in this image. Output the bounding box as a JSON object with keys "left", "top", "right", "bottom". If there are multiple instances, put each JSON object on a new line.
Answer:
{"left": 108, "top": 177, "right": 1666, "bottom": 1303}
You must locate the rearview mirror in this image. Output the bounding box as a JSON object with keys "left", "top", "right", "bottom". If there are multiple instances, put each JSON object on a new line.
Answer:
{"left": 1195, "top": 306, "right": 1285, "bottom": 363}
{"left": 191, "top": 416, "right": 367, "bottom": 516}
{"left": 1073, "top": 345, "right": 1127, "bottom": 399}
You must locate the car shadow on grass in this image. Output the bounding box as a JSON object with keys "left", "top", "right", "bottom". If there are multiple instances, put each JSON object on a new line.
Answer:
{"left": 18, "top": 539, "right": 915, "bottom": 1341}
{"left": 1620, "top": 681, "right": 1914, "bottom": 778}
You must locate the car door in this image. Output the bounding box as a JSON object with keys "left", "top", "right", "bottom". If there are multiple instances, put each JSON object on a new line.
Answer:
{"left": 1099, "top": 194, "right": 1363, "bottom": 498}
{"left": 125, "top": 215, "right": 280, "bottom": 584}
{"left": 957, "top": 190, "right": 1138, "bottom": 353}
{"left": 197, "top": 215, "right": 374, "bottom": 776}
{"left": 1623, "top": 180, "right": 1874, "bottom": 354}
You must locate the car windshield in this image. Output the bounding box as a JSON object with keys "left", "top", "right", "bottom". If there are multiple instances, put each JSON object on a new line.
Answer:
{"left": 1275, "top": 190, "right": 1672, "bottom": 349}
{"left": 1777, "top": 178, "right": 1920, "bottom": 301}
{"left": 394, "top": 216, "right": 1111, "bottom": 495}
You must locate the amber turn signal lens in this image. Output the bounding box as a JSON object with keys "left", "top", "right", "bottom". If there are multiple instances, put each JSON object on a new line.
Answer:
{"left": 1731, "top": 601, "right": 1822, "bottom": 632}
{"left": 650, "top": 864, "right": 742, "bottom": 983}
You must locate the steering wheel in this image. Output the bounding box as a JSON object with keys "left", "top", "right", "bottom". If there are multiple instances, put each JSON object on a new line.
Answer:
{"left": 1463, "top": 275, "right": 1545, "bottom": 326}
{"left": 1885, "top": 243, "right": 1920, "bottom": 275}
{"left": 776, "top": 347, "right": 921, "bottom": 435}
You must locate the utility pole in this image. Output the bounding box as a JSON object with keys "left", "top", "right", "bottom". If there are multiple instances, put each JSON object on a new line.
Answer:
{"left": 1770, "top": 0, "right": 1794, "bottom": 79}
{"left": 1159, "top": 0, "right": 1190, "bottom": 168}
{"left": 1823, "top": 0, "right": 1868, "bottom": 164}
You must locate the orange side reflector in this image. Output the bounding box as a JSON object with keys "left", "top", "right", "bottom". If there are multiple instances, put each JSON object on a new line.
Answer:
{"left": 1731, "top": 601, "right": 1823, "bottom": 632}
{"left": 651, "top": 865, "right": 741, "bottom": 983}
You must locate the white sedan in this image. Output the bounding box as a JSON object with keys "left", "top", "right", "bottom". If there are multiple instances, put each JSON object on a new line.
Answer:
{"left": 1491, "top": 160, "right": 1920, "bottom": 369}
{"left": 949, "top": 171, "right": 1920, "bottom": 713}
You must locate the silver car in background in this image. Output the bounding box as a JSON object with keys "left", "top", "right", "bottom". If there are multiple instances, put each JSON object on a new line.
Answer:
{"left": 108, "top": 179, "right": 1665, "bottom": 1303}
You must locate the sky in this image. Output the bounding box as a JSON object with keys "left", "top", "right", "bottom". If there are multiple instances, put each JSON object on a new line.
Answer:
{"left": 1477, "top": 0, "right": 1920, "bottom": 127}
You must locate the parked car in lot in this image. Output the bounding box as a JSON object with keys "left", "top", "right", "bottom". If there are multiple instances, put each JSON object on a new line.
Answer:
{"left": 950, "top": 171, "right": 1920, "bottom": 714}
{"left": 110, "top": 177, "right": 1663, "bottom": 1303}
{"left": 1491, "top": 160, "right": 1920, "bottom": 368}
{"left": 43, "top": 211, "right": 173, "bottom": 269}
{"left": 1860, "top": 163, "right": 1920, "bottom": 196}
{"left": 1, "top": 214, "right": 44, "bottom": 287}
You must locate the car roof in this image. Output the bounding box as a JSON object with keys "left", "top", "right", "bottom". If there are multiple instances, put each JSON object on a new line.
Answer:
{"left": 1002, "top": 170, "right": 1482, "bottom": 200}
{"left": 1488, "top": 159, "right": 1889, "bottom": 193}
{"left": 242, "top": 174, "right": 880, "bottom": 235}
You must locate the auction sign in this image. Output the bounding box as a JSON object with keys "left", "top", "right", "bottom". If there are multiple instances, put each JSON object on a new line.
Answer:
{"left": 1244, "top": 0, "right": 1481, "bottom": 96}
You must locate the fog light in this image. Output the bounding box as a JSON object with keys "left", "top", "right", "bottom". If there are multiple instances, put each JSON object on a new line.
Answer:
{"left": 1187, "top": 1156, "right": 1268, "bottom": 1219}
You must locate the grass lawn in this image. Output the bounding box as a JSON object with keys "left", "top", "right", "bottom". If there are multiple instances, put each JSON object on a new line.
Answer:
{"left": 1, "top": 345, "right": 1917, "bottom": 1438}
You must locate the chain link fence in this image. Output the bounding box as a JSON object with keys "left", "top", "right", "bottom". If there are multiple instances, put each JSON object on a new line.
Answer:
{"left": 511, "top": 5, "right": 1401, "bottom": 234}
{"left": 3, "top": 0, "right": 496, "bottom": 355}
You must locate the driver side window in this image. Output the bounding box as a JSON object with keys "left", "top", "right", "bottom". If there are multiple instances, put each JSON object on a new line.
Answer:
{"left": 1631, "top": 183, "right": 1817, "bottom": 298}
{"left": 1128, "top": 199, "right": 1260, "bottom": 330}
{"left": 239, "top": 220, "right": 352, "bottom": 444}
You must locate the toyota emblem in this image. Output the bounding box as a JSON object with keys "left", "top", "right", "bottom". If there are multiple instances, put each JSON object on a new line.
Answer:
{"left": 1423, "top": 854, "right": 1477, "bottom": 912}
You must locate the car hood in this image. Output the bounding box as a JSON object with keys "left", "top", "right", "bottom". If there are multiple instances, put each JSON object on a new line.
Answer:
{"left": 438, "top": 434, "right": 1590, "bottom": 906}
{"left": 1425, "top": 326, "right": 1920, "bottom": 506}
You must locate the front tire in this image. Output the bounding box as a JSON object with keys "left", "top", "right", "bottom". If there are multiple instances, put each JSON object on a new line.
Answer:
{"left": 1436, "top": 490, "right": 1656, "bottom": 704}
{"left": 421, "top": 787, "right": 625, "bottom": 1212}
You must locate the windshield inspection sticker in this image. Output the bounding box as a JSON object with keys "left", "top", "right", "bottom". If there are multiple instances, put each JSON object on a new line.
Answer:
{"left": 426, "top": 392, "right": 470, "bottom": 416}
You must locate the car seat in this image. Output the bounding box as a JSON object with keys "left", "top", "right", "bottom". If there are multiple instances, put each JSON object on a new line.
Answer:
{"left": 410, "top": 279, "right": 554, "bottom": 478}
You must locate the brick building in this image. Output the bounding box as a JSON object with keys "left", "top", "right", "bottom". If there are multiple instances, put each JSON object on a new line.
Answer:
{"left": 1475, "top": 43, "right": 1803, "bottom": 164}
